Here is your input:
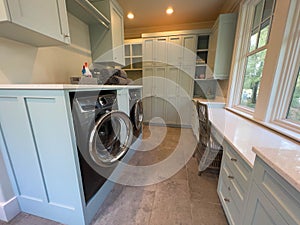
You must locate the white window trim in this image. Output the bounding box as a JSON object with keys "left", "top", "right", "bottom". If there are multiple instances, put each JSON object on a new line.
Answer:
{"left": 227, "top": 0, "right": 300, "bottom": 141}
{"left": 268, "top": 0, "right": 300, "bottom": 134}
{"left": 227, "top": 0, "right": 263, "bottom": 116}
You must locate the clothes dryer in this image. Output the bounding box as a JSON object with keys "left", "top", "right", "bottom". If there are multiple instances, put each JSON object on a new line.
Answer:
{"left": 70, "top": 90, "right": 133, "bottom": 204}
{"left": 129, "top": 89, "right": 143, "bottom": 147}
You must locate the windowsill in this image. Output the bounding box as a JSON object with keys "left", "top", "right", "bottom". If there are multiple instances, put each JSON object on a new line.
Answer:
{"left": 226, "top": 107, "right": 300, "bottom": 143}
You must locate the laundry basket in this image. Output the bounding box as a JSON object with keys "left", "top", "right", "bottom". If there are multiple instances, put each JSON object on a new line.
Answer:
{"left": 194, "top": 101, "right": 223, "bottom": 175}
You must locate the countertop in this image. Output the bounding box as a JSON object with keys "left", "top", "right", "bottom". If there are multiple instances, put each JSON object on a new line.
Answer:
{"left": 208, "top": 108, "right": 300, "bottom": 191}
{"left": 253, "top": 146, "right": 300, "bottom": 192}
{"left": 193, "top": 96, "right": 226, "bottom": 108}
{"left": 0, "top": 84, "right": 142, "bottom": 90}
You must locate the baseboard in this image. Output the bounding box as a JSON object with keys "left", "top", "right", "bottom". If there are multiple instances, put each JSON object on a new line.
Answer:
{"left": 143, "top": 122, "right": 192, "bottom": 128}
{"left": 0, "top": 197, "right": 20, "bottom": 222}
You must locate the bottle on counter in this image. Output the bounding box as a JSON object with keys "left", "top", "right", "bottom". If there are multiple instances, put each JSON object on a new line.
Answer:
{"left": 82, "top": 62, "right": 92, "bottom": 77}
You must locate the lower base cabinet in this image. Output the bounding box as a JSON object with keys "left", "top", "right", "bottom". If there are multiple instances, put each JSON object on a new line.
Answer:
{"left": 218, "top": 145, "right": 300, "bottom": 225}
{"left": 243, "top": 182, "right": 288, "bottom": 225}
{"left": 217, "top": 142, "right": 252, "bottom": 225}
{"left": 0, "top": 88, "right": 134, "bottom": 225}
{"left": 242, "top": 157, "right": 300, "bottom": 225}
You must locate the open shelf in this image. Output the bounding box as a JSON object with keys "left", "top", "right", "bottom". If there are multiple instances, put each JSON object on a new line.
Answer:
{"left": 66, "top": 0, "right": 110, "bottom": 28}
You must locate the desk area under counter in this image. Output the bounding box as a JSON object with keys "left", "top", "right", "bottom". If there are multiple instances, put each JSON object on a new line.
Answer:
{"left": 205, "top": 107, "right": 300, "bottom": 225}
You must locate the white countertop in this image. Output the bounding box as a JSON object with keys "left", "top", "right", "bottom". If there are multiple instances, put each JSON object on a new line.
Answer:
{"left": 208, "top": 108, "right": 300, "bottom": 191}
{"left": 193, "top": 96, "right": 226, "bottom": 108}
{"left": 0, "top": 84, "right": 142, "bottom": 90}
{"left": 253, "top": 147, "right": 300, "bottom": 192}
{"left": 208, "top": 108, "right": 300, "bottom": 166}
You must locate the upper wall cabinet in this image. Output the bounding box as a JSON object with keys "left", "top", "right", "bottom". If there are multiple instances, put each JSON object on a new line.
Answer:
{"left": 89, "top": 0, "right": 125, "bottom": 66}
{"left": 207, "top": 13, "right": 237, "bottom": 79}
{"left": 0, "top": 0, "right": 70, "bottom": 46}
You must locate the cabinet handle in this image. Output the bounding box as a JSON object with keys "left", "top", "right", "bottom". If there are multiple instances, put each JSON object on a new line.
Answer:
{"left": 224, "top": 198, "right": 230, "bottom": 202}
{"left": 228, "top": 175, "right": 234, "bottom": 179}
{"left": 231, "top": 158, "right": 237, "bottom": 162}
{"left": 228, "top": 186, "right": 231, "bottom": 191}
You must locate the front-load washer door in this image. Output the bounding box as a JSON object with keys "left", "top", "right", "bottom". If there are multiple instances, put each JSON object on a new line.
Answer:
{"left": 131, "top": 100, "right": 143, "bottom": 131}
{"left": 89, "top": 111, "right": 133, "bottom": 167}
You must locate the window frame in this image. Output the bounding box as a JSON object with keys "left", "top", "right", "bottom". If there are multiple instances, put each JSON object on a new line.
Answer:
{"left": 268, "top": 0, "right": 300, "bottom": 133}
{"left": 228, "top": 0, "right": 266, "bottom": 115}
{"left": 227, "top": 0, "right": 300, "bottom": 140}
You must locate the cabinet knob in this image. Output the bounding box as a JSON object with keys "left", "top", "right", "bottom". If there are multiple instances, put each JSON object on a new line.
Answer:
{"left": 64, "top": 34, "right": 70, "bottom": 38}
{"left": 231, "top": 158, "right": 237, "bottom": 162}
{"left": 228, "top": 175, "right": 234, "bottom": 179}
{"left": 224, "top": 198, "right": 230, "bottom": 202}
{"left": 228, "top": 186, "right": 231, "bottom": 191}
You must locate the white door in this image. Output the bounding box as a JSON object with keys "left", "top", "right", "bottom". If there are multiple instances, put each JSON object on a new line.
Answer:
{"left": 165, "top": 67, "right": 180, "bottom": 125}
{"left": 182, "top": 35, "right": 197, "bottom": 66}
{"left": 155, "top": 37, "right": 168, "bottom": 66}
{"left": 179, "top": 66, "right": 194, "bottom": 98}
{"left": 143, "top": 67, "right": 154, "bottom": 122}
{"left": 167, "top": 36, "right": 182, "bottom": 66}
{"left": 151, "top": 67, "right": 167, "bottom": 124}
{"left": 111, "top": 3, "right": 125, "bottom": 65}
{"left": 7, "top": 0, "right": 70, "bottom": 43}
{"left": 143, "top": 39, "right": 155, "bottom": 67}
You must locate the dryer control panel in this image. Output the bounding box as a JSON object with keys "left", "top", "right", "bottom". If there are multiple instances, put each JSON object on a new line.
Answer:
{"left": 75, "top": 94, "right": 116, "bottom": 112}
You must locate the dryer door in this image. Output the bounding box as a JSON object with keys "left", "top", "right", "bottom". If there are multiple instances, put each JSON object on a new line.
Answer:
{"left": 89, "top": 110, "right": 133, "bottom": 166}
{"left": 131, "top": 99, "right": 143, "bottom": 131}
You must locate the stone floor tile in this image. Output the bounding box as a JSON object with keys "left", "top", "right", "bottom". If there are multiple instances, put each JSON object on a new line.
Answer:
{"left": 92, "top": 186, "right": 155, "bottom": 225}
{"left": 191, "top": 200, "right": 228, "bottom": 225}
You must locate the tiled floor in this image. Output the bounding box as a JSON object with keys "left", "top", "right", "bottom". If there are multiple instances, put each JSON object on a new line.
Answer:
{"left": 0, "top": 126, "right": 228, "bottom": 225}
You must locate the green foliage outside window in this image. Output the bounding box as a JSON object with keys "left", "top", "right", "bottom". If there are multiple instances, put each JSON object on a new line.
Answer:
{"left": 239, "top": 0, "right": 275, "bottom": 109}
{"left": 287, "top": 70, "right": 300, "bottom": 122}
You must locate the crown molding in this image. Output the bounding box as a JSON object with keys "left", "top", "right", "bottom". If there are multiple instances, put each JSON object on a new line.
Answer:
{"left": 124, "top": 21, "right": 215, "bottom": 39}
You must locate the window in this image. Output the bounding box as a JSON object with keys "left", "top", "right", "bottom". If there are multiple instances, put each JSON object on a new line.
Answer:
{"left": 228, "top": 0, "right": 300, "bottom": 140}
{"left": 240, "top": 0, "right": 276, "bottom": 109}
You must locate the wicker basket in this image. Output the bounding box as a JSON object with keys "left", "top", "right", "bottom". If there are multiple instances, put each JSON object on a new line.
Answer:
{"left": 194, "top": 101, "right": 223, "bottom": 175}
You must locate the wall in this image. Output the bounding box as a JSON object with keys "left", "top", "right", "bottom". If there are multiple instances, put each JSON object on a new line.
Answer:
{"left": 0, "top": 13, "right": 92, "bottom": 221}
{"left": 0, "top": 13, "right": 92, "bottom": 84}
{"left": 216, "top": 1, "right": 240, "bottom": 98}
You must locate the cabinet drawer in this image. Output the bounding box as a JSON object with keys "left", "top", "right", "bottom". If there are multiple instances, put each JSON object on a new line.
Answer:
{"left": 253, "top": 157, "right": 300, "bottom": 225}
{"left": 222, "top": 161, "right": 245, "bottom": 210}
{"left": 223, "top": 142, "right": 251, "bottom": 189}
{"left": 218, "top": 174, "right": 240, "bottom": 225}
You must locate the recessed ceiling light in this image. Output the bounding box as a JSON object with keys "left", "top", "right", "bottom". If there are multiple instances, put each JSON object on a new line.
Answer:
{"left": 166, "top": 7, "right": 174, "bottom": 15}
{"left": 127, "top": 12, "right": 134, "bottom": 19}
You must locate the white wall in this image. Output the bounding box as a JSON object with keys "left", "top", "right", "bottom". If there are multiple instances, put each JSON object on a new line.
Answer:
{"left": 0, "top": 13, "right": 92, "bottom": 221}
{"left": 0, "top": 13, "right": 92, "bottom": 84}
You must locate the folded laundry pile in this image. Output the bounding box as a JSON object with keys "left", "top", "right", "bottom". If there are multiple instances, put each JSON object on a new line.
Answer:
{"left": 104, "top": 69, "right": 133, "bottom": 85}
{"left": 91, "top": 66, "right": 132, "bottom": 85}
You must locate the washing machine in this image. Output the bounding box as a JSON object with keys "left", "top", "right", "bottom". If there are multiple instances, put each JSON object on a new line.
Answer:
{"left": 70, "top": 90, "right": 133, "bottom": 204}
{"left": 129, "top": 89, "right": 143, "bottom": 147}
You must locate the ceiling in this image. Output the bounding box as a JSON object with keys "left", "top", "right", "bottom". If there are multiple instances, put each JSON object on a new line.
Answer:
{"left": 117, "top": 0, "right": 228, "bottom": 29}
